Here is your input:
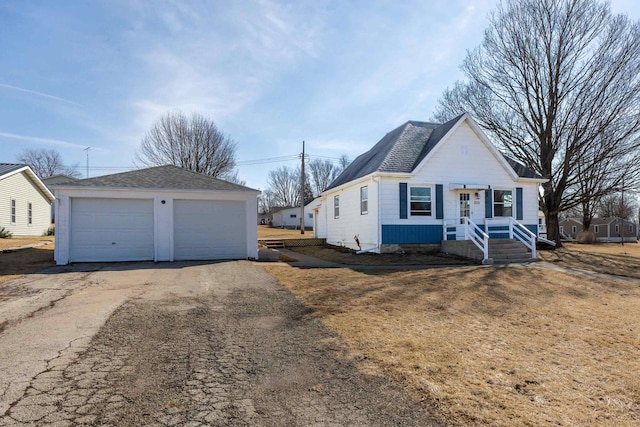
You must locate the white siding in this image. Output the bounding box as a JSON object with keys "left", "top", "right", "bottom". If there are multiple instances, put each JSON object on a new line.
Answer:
{"left": 55, "top": 187, "right": 258, "bottom": 265}
{"left": 272, "top": 206, "right": 314, "bottom": 228}
{"left": 323, "top": 178, "right": 378, "bottom": 250}
{"left": 380, "top": 121, "right": 539, "bottom": 228}
{"left": 314, "top": 199, "right": 327, "bottom": 238}
{"left": 0, "top": 171, "right": 51, "bottom": 236}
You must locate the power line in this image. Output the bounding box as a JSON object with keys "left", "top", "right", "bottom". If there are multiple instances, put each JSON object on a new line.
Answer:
{"left": 84, "top": 152, "right": 346, "bottom": 171}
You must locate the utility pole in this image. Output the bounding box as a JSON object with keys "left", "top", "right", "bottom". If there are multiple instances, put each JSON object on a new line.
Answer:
{"left": 84, "top": 147, "right": 91, "bottom": 178}
{"left": 300, "top": 140, "right": 305, "bottom": 234}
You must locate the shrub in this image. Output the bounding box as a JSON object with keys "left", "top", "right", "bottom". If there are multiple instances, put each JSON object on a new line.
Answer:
{"left": 44, "top": 226, "right": 55, "bottom": 236}
{"left": 0, "top": 227, "right": 12, "bottom": 238}
{"left": 576, "top": 231, "right": 596, "bottom": 244}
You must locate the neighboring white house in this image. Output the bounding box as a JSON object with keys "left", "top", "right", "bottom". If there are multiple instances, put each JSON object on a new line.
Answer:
{"left": 0, "top": 163, "right": 54, "bottom": 236}
{"left": 271, "top": 203, "right": 314, "bottom": 229}
{"left": 54, "top": 165, "right": 260, "bottom": 265}
{"left": 313, "top": 113, "right": 547, "bottom": 253}
{"left": 42, "top": 174, "right": 78, "bottom": 223}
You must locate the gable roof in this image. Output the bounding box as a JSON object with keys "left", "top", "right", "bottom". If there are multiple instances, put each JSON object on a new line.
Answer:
{"left": 55, "top": 165, "right": 259, "bottom": 193}
{"left": 0, "top": 163, "right": 55, "bottom": 202}
{"left": 326, "top": 114, "right": 542, "bottom": 191}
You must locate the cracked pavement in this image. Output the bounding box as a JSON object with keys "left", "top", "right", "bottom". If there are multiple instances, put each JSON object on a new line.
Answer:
{"left": 0, "top": 261, "right": 440, "bottom": 426}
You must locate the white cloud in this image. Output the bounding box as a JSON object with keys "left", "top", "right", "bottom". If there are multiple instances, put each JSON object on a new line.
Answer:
{"left": 0, "top": 83, "right": 82, "bottom": 107}
{"left": 0, "top": 131, "right": 90, "bottom": 149}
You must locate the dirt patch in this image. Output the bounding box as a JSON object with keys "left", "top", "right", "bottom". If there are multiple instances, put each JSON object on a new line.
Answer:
{"left": 288, "top": 245, "right": 472, "bottom": 266}
{"left": 0, "top": 245, "right": 55, "bottom": 285}
{"left": 265, "top": 264, "right": 640, "bottom": 426}
{"left": 539, "top": 242, "right": 640, "bottom": 279}
{"left": 0, "top": 237, "right": 53, "bottom": 251}
{"left": 258, "top": 225, "right": 314, "bottom": 240}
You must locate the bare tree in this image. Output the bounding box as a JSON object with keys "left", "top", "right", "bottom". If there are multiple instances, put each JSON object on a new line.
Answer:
{"left": 17, "top": 148, "right": 81, "bottom": 178}
{"left": 136, "top": 111, "right": 240, "bottom": 180}
{"left": 337, "top": 154, "right": 350, "bottom": 171}
{"left": 432, "top": 0, "right": 640, "bottom": 244}
{"left": 266, "top": 166, "right": 300, "bottom": 207}
{"left": 598, "top": 194, "right": 638, "bottom": 220}
{"left": 265, "top": 166, "right": 314, "bottom": 208}
{"left": 307, "top": 156, "right": 351, "bottom": 196}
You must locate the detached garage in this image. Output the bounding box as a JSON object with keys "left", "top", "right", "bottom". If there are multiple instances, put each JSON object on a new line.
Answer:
{"left": 54, "top": 165, "right": 259, "bottom": 265}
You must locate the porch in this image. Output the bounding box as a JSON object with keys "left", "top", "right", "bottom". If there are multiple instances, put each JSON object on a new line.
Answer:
{"left": 442, "top": 217, "right": 537, "bottom": 264}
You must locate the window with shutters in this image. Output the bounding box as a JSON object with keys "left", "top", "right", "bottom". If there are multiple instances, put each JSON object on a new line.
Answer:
{"left": 493, "top": 190, "right": 513, "bottom": 217}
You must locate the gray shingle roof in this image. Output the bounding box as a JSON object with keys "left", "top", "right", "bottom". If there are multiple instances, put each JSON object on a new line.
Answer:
{"left": 326, "top": 114, "right": 542, "bottom": 190}
{"left": 502, "top": 156, "right": 543, "bottom": 179}
{"left": 57, "top": 165, "right": 259, "bottom": 192}
{"left": 0, "top": 163, "right": 26, "bottom": 177}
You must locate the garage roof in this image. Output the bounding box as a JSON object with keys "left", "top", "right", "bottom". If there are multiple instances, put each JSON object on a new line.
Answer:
{"left": 55, "top": 165, "right": 259, "bottom": 192}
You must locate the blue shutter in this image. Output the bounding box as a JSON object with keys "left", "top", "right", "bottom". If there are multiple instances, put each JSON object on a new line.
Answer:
{"left": 399, "top": 183, "right": 408, "bottom": 219}
{"left": 516, "top": 187, "right": 523, "bottom": 220}
{"left": 485, "top": 189, "right": 492, "bottom": 218}
{"left": 435, "top": 184, "right": 443, "bottom": 219}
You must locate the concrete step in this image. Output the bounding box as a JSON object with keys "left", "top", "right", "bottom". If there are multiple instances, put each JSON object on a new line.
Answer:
{"left": 489, "top": 251, "right": 533, "bottom": 260}
{"left": 264, "top": 241, "right": 285, "bottom": 249}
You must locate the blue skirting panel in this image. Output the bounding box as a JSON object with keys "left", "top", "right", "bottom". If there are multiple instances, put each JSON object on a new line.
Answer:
{"left": 382, "top": 225, "right": 443, "bottom": 244}
{"left": 381, "top": 224, "right": 538, "bottom": 244}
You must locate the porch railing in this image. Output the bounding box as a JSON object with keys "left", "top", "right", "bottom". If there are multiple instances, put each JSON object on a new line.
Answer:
{"left": 485, "top": 218, "right": 536, "bottom": 259}
{"left": 443, "top": 217, "right": 489, "bottom": 261}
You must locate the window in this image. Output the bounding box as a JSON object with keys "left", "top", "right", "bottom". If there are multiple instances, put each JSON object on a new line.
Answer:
{"left": 410, "top": 187, "right": 431, "bottom": 216}
{"left": 572, "top": 226, "right": 577, "bottom": 234}
{"left": 615, "top": 224, "right": 620, "bottom": 233}
{"left": 493, "top": 190, "right": 513, "bottom": 217}
{"left": 360, "top": 186, "right": 368, "bottom": 215}
{"left": 594, "top": 225, "right": 599, "bottom": 233}
{"left": 334, "top": 195, "right": 340, "bottom": 218}
{"left": 290, "top": 214, "right": 297, "bottom": 218}
{"left": 559, "top": 226, "right": 564, "bottom": 234}
{"left": 629, "top": 225, "right": 634, "bottom": 232}
{"left": 308, "top": 213, "right": 313, "bottom": 219}
{"left": 10, "top": 199, "right": 16, "bottom": 223}
{"left": 27, "top": 202, "right": 32, "bottom": 225}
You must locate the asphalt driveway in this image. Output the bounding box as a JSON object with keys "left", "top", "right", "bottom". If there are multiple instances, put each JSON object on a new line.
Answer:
{"left": 0, "top": 261, "right": 439, "bottom": 426}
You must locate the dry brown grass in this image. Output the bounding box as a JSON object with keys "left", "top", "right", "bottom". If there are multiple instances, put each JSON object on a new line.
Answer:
{"left": 0, "top": 244, "right": 55, "bottom": 285}
{"left": 540, "top": 242, "right": 640, "bottom": 279}
{"left": 290, "top": 245, "right": 471, "bottom": 266}
{"left": 0, "top": 236, "right": 53, "bottom": 250}
{"left": 257, "top": 225, "right": 314, "bottom": 240}
{"left": 265, "top": 264, "right": 640, "bottom": 426}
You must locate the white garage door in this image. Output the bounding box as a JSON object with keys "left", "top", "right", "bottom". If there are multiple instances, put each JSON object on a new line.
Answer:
{"left": 173, "top": 200, "right": 247, "bottom": 260}
{"left": 70, "top": 198, "right": 154, "bottom": 262}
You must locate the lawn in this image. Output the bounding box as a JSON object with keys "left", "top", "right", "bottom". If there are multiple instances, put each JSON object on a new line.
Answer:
{"left": 257, "top": 225, "right": 314, "bottom": 240}
{"left": 265, "top": 261, "right": 640, "bottom": 426}
{"left": 539, "top": 242, "right": 640, "bottom": 279}
{"left": 0, "top": 237, "right": 55, "bottom": 285}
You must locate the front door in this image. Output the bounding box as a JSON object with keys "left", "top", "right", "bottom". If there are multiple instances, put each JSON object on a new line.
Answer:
{"left": 456, "top": 191, "right": 484, "bottom": 238}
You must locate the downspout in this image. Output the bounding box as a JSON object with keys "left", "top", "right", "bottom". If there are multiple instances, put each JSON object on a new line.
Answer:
{"left": 374, "top": 175, "right": 381, "bottom": 251}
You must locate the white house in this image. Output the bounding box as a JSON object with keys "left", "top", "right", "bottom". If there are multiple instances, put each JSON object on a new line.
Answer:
{"left": 54, "top": 165, "right": 260, "bottom": 265}
{"left": 0, "top": 163, "right": 54, "bottom": 236}
{"left": 271, "top": 203, "right": 314, "bottom": 229}
{"left": 313, "top": 114, "right": 547, "bottom": 259}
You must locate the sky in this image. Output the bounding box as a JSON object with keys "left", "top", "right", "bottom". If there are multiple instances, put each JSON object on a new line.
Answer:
{"left": 1, "top": 0, "right": 639, "bottom": 191}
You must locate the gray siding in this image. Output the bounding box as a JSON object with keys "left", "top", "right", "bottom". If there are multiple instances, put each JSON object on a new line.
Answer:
{"left": 0, "top": 171, "right": 52, "bottom": 236}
